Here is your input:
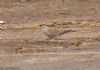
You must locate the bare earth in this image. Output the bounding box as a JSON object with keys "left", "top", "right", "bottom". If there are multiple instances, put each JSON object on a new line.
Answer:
{"left": 0, "top": 0, "right": 100, "bottom": 70}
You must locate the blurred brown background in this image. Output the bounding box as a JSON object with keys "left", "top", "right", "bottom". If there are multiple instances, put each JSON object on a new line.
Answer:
{"left": 0, "top": 0, "right": 100, "bottom": 23}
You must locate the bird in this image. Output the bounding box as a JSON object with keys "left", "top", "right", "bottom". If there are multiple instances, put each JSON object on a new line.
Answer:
{"left": 41, "top": 25, "right": 76, "bottom": 40}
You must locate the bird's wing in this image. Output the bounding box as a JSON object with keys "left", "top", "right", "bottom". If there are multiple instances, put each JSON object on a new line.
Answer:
{"left": 48, "top": 28, "right": 64, "bottom": 36}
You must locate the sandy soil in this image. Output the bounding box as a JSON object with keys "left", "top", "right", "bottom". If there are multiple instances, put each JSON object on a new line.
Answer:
{"left": 1, "top": 20, "right": 100, "bottom": 53}
{"left": 1, "top": 20, "right": 100, "bottom": 70}
{"left": 0, "top": 0, "right": 100, "bottom": 70}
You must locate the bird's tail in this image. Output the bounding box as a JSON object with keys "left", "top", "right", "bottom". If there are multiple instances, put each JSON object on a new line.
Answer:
{"left": 60, "top": 29, "right": 77, "bottom": 35}
{"left": 64, "top": 28, "right": 79, "bottom": 32}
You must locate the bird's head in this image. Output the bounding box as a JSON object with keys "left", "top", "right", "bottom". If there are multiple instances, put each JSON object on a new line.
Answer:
{"left": 41, "top": 25, "right": 49, "bottom": 32}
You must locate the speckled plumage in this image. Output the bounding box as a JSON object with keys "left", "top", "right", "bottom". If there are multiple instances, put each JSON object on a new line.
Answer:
{"left": 42, "top": 26, "right": 75, "bottom": 39}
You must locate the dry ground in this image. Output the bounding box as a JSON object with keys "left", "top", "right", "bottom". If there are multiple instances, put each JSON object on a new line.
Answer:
{"left": 1, "top": 20, "right": 100, "bottom": 53}
{"left": 1, "top": 20, "right": 100, "bottom": 70}
{"left": 0, "top": 0, "right": 100, "bottom": 70}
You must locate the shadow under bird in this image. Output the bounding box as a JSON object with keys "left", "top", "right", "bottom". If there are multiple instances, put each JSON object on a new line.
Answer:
{"left": 42, "top": 26, "right": 76, "bottom": 40}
